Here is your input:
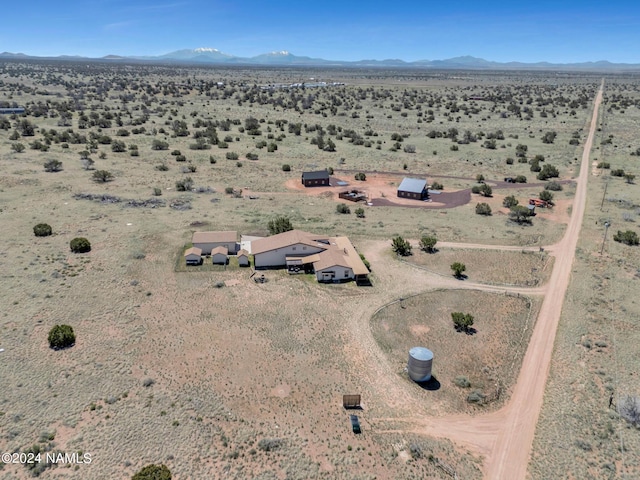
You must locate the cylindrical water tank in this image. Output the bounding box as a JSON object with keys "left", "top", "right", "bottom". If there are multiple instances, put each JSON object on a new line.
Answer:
{"left": 408, "top": 347, "right": 433, "bottom": 382}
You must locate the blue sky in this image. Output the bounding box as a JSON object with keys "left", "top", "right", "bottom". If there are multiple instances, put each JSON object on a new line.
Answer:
{"left": 1, "top": 0, "right": 639, "bottom": 63}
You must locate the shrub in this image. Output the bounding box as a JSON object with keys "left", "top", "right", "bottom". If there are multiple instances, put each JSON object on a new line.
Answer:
{"left": 451, "top": 312, "right": 474, "bottom": 332}
{"left": 539, "top": 190, "right": 554, "bottom": 204}
{"left": 597, "top": 161, "right": 610, "bottom": 169}
{"left": 613, "top": 230, "right": 639, "bottom": 246}
{"left": 471, "top": 185, "right": 481, "bottom": 194}
{"left": 354, "top": 172, "right": 367, "bottom": 181}
{"left": 257, "top": 438, "right": 282, "bottom": 452}
{"left": 226, "top": 152, "right": 239, "bottom": 160}
{"left": 209, "top": 155, "right": 216, "bottom": 164}
{"left": 611, "top": 169, "right": 625, "bottom": 177}
{"left": 503, "top": 195, "right": 518, "bottom": 208}
{"left": 48, "top": 324, "right": 75, "bottom": 350}
{"left": 537, "top": 164, "right": 559, "bottom": 180}
{"left": 246, "top": 152, "right": 259, "bottom": 160}
{"left": 224, "top": 187, "right": 234, "bottom": 194}
{"left": 454, "top": 376, "right": 471, "bottom": 388}
{"left": 70, "top": 237, "right": 91, "bottom": 253}
{"left": 151, "top": 139, "right": 169, "bottom": 150}
{"left": 476, "top": 202, "right": 492, "bottom": 215}
{"left": 43, "top": 159, "right": 63, "bottom": 172}
{"left": 509, "top": 205, "right": 533, "bottom": 224}
{"left": 355, "top": 207, "right": 365, "bottom": 218}
{"left": 33, "top": 223, "right": 52, "bottom": 237}
{"left": 419, "top": 235, "right": 437, "bottom": 253}
{"left": 268, "top": 216, "right": 293, "bottom": 235}
{"left": 175, "top": 177, "right": 193, "bottom": 192}
{"left": 282, "top": 164, "right": 291, "bottom": 172}
{"left": 155, "top": 162, "right": 169, "bottom": 171}
{"left": 476, "top": 174, "right": 485, "bottom": 183}
{"left": 391, "top": 236, "right": 412, "bottom": 256}
{"left": 514, "top": 175, "right": 527, "bottom": 183}
{"left": 92, "top": 170, "right": 114, "bottom": 183}
{"left": 451, "top": 262, "right": 466, "bottom": 278}
{"left": 153, "top": 187, "right": 162, "bottom": 196}
{"left": 467, "top": 390, "right": 486, "bottom": 404}
{"left": 431, "top": 181, "right": 443, "bottom": 190}
{"left": 336, "top": 203, "right": 350, "bottom": 214}
{"left": 618, "top": 396, "right": 640, "bottom": 427}
{"left": 545, "top": 181, "right": 563, "bottom": 191}
{"left": 505, "top": 157, "right": 514, "bottom": 165}
{"left": 131, "top": 464, "right": 172, "bottom": 480}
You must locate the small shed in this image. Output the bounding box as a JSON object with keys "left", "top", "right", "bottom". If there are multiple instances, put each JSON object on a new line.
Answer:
{"left": 343, "top": 394, "right": 361, "bottom": 409}
{"left": 302, "top": 170, "right": 330, "bottom": 187}
{"left": 184, "top": 247, "right": 203, "bottom": 265}
{"left": 397, "top": 177, "right": 429, "bottom": 200}
{"left": 211, "top": 246, "right": 229, "bottom": 265}
{"left": 237, "top": 249, "right": 250, "bottom": 267}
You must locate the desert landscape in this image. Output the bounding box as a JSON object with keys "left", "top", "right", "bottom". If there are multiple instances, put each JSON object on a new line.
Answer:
{"left": 0, "top": 60, "right": 639, "bottom": 479}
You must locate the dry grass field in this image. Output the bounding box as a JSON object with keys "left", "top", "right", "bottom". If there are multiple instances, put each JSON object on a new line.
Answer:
{"left": 371, "top": 289, "right": 540, "bottom": 414}
{"left": 0, "top": 60, "right": 636, "bottom": 479}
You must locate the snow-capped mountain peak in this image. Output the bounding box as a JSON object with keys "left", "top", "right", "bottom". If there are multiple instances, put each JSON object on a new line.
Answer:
{"left": 194, "top": 47, "right": 221, "bottom": 53}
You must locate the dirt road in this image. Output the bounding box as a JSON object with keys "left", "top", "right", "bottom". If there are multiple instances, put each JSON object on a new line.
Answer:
{"left": 363, "top": 82, "right": 603, "bottom": 478}
{"left": 432, "top": 82, "right": 603, "bottom": 478}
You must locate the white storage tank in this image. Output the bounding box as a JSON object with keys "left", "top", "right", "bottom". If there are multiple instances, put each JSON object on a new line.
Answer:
{"left": 408, "top": 347, "right": 433, "bottom": 382}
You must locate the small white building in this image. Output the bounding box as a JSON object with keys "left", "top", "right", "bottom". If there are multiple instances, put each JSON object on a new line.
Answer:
{"left": 184, "top": 247, "right": 202, "bottom": 265}
{"left": 192, "top": 231, "right": 238, "bottom": 255}
{"left": 211, "top": 246, "right": 229, "bottom": 265}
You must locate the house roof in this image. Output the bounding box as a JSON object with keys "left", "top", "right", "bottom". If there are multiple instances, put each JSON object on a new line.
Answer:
{"left": 237, "top": 249, "right": 249, "bottom": 257}
{"left": 192, "top": 231, "right": 237, "bottom": 244}
{"left": 302, "top": 170, "right": 329, "bottom": 180}
{"left": 313, "top": 249, "right": 352, "bottom": 271}
{"left": 252, "top": 230, "right": 369, "bottom": 276}
{"left": 251, "top": 229, "right": 330, "bottom": 255}
{"left": 398, "top": 177, "right": 428, "bottom": 193}
{"left": 184, "top": 247, "right": 202, "bottom": 257}
{"left": 211, "top": 246, "right": 229, "bottom": 256}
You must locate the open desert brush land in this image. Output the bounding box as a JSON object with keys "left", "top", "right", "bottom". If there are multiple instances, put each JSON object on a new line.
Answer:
{"left": 0, "top": 61, "right": 638, "bottom": 479}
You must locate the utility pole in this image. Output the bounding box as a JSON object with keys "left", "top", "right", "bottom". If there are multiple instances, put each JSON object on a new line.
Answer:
{"left": 600, "top": 180, "right": 608, "bottom": 211}
{"left": 600, "top": 221, "right": 611, "bottom": 255}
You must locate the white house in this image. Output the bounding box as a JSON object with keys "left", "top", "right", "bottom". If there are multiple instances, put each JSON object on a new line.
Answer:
{"left": 250, "top": 230, "right": 369, "bottom": 283}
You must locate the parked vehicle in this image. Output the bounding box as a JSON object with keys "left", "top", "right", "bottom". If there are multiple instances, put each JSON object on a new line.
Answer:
{"left": 350, "top": 414, "right": 361, "bottom": 434}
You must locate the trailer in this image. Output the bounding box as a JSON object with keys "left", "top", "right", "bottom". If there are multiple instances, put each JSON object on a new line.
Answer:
{"left": 338, "top": 190, "right": 367, "bottom": 202}
{"left": 529, "top": 198, "right": 549, "bottom": 208}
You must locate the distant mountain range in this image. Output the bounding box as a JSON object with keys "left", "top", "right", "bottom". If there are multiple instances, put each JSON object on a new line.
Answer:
{"left": 1, "top": 49, "right": 639, "bottom": 71}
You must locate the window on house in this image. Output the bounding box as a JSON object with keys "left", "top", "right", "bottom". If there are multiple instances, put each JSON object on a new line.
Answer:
{"left": 302, "top": 246, "right": 307, "bottom": 250}
{"left": 292, "top": 247, "right": 296, "bottom": 251}
{"left": 344, "top": 270, "right": 349, "bottom": 277}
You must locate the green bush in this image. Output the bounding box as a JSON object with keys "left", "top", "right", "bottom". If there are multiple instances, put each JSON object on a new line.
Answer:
{"left": 336, "top": 203, "right": 350, "bottom": 214}
{"left": 451, "top": 312, "right": 474, "bottom": 332}
{"left": 475, "top": 202, "right": 492, "bottom": 215}
{"left": 282, "top": 164, "right": 291, "bottom": 172}
{"left": 131, "top": 464, "right": 171, "bottom": 480}
{"left": 48, "top": 324, "right": 75, "bottom": 350}
{"left": 33, "top": 223, "right": 52, "bottom": 237}
{"left": 354, "top": 172, "right": 366, "bottom": 181}
{"left": 613, "top": 230, "right": 639, "bottom": 246}
{"left": 391, "top": 236, "right": 412, "bottom": 256}
{"left": 225, "top": 151, "right": 239, "bottom": 160}
{"left": 70, "top": 237, "right": 91, "bottom": 253}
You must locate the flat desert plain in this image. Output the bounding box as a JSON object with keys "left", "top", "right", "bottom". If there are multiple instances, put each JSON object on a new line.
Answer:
{"left": 0, "top": 62, "right": 639, "bottom": 479}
